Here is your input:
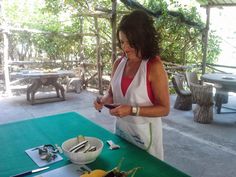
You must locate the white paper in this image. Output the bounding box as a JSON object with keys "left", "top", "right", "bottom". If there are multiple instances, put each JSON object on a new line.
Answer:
{"left": 34, "top": 164, "right": 91, "bottom": 177}
{"left": 25, "top": 146, "right": 63, "bottom": 167}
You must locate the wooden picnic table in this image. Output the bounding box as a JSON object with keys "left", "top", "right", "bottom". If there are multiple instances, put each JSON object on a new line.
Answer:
{"left": 17, "top": 70, "right": 73, "bottom": 104}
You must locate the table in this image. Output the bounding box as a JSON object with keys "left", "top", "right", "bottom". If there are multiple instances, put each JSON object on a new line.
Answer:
{"left": 17, "top": 70, "right": 73, "bottom": 104}
{"left": 0, "top": 112, "right": 190, "bottom": 177}
{"left": 201, "top": 73, "right": 236, "bottom": 113}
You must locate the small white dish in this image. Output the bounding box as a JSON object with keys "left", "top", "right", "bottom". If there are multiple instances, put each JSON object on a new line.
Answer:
{"left": 62, "top": 136, "right": 103, "bottom": 165}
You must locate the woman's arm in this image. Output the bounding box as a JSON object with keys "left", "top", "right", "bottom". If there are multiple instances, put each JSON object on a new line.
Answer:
{"left": 93, "top": 58, "right": 122, "bottom": 110}
{"left": 140, "top": 58, "right": 170, "bottom": 117}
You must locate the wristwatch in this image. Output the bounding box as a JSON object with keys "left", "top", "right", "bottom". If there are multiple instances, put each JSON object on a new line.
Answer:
{"left": 131, "top": 106, "right": 139, "bottom": 116}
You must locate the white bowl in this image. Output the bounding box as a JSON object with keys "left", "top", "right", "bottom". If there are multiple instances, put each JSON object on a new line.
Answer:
{"left": 62, "top": 136, "right": 103, "bottom": 164}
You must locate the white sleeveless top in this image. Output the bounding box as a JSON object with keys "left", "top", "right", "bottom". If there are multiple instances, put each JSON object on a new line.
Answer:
{"left": 111, "top": 57, "right": 164, "bottom": 160}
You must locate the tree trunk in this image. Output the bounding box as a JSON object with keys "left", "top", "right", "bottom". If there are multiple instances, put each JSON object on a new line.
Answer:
{"left": 190, "top": 83, "right": 213, "bottom": 123}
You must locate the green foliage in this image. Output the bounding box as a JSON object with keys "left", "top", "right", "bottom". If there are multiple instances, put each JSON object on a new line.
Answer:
{"left": 140, "top": 0, "right": 220, "bottom": 66}
{"left": 1, "top": 0, "right": 221, "bottom": 73}
{"left": 207, "top": 31, "right": 221, "bottom": 63}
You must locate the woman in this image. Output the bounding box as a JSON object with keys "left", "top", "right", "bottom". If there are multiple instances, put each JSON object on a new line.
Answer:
{"left": 94, "top": 10, "right": 170, "bottom": 160}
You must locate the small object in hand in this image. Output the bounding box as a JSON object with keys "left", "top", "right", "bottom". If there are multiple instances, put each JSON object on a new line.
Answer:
{"left": 96, "top": 97, "right": 102, "bottom": 112}
{"left": 104, "top": 104, "right": 119, "bottom": 109}
{"left": 107, "top": 140, "right": 120, "bottom": 150}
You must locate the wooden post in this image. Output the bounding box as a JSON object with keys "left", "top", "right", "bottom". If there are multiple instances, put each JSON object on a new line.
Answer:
{"left": 79, "top": 17, "right": 84, "bottom": 64}
{"left": 94, "top": 17, "right": 103, "bottom": 95}
{"left": 1, "top": 1, "right": 11, "bottom": 95}
{"left": 3, "top": 30, "right": 11, "bottom": 95}
{"left": 111, "top": 0, "right": 117, "bottom": 64}
{"left": 202, "top": 6, "right": 210, "bottom": 75}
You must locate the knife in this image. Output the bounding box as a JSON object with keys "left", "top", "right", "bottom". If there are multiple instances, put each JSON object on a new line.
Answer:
{"left": 10, "top": 166, "right": 49, "bottom": 177}
{"left": 96, "top": 97, "right": 102, "bottom": 112}
{"left": 104, "top": 104, "right": 119, "bottom": 109}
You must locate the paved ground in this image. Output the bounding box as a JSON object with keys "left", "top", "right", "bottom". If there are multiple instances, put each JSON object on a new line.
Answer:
{"left": 1, "top": 90, "right": 236, "bottom": 177}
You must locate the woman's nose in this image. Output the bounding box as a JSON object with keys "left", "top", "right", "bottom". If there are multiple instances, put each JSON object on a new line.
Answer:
{"left": 122, "top": 43, "right": 130, "bottom": 50}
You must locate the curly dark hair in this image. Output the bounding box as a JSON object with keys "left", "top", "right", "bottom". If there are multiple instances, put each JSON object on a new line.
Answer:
{"left": 117, "top": 10, "right": 160, "bottom": 60}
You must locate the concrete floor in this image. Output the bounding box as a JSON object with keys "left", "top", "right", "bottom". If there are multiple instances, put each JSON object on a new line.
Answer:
{"left": 1, "top": 90, "right": 236, "bottom": 177}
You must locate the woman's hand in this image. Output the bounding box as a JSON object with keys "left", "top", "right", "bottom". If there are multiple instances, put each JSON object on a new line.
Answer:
{"left": 93, "top": 97, "right": 103, "bottom": 112}
{"left": 109, "top": 105, "right": 131, "bottom": 118}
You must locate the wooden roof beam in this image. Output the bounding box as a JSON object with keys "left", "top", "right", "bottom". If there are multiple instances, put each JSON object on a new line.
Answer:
{"left": 79, "top": 12, "right": 112, "bottom": 19}
{"left": 200, "top": 3, "right": 236, "bottom": 7}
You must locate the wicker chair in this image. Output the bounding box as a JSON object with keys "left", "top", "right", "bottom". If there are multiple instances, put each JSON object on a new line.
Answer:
{"left": 190, "top": 83, "right": 214, "bottom": 123}
{"left": 172, "top": 75, "right": 192, "bottom": 111}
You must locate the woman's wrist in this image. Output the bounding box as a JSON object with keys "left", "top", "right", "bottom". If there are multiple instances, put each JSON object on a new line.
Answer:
{"left": 136, "top": 107, "right": 140, "bottom": 116}
{"left": 131, "top": 106, "right": 140, "bottom": 116}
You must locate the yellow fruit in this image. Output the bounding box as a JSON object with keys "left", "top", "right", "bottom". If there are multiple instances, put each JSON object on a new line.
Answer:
{"left": 90, "top": 169, "right": 107, "bottom": 176}
{"left": 80, "top": 173, "right": 90, "bottom": 177}
{"left": 80, "top": 169, "right": 107, "bottom": 177}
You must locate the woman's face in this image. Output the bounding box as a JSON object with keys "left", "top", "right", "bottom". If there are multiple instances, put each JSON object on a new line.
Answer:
{"left": 119, "top": 31, "right": 138, "bottom": 59}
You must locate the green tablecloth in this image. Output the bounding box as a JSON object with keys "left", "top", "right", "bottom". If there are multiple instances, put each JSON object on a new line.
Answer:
{"left": 0, "top": 112, "right": 190, "bottom": 177}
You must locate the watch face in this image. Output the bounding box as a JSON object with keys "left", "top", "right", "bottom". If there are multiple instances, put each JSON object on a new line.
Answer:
{"left": 132, "top": 107, "right": 137, "bottom": 114}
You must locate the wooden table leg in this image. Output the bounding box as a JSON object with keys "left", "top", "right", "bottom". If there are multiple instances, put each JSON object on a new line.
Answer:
{"left": 214, "top": 88, "right": 229, "bottom": 114}
{"left": 27, "top": 79, "right": 42, "bottom": 103}
{"left": 215, "top": 93, "right": 222, "bottom": 114}
{"left": 30, "top": 79, "right": 42, "bottom": 104}
{"left": 27, "top": 77, "right": 66, "bottom": 104}
{"left": 51, "top": 79, "right": 65, "bottom": 100}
